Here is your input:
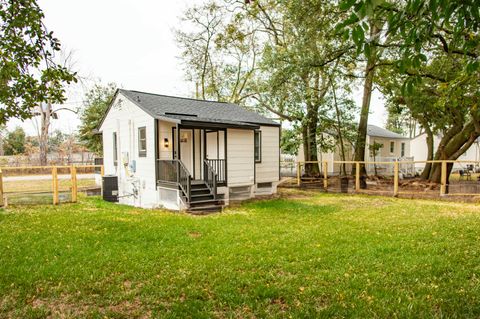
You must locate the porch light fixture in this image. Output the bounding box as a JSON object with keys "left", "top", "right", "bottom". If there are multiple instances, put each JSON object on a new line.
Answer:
{"left": 164, "top": 138, "right": 169, "bottom": 148}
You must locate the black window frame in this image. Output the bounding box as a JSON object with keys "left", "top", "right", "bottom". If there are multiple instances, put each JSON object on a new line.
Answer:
{"left": 390, "top": 141, "right": 395, "bottom": 154}
{"left": 401, "top": 142, "right": 405, "bottom": 157}
{"left": 138, "top": 126, "right": 147, "bottom": 157}
{"left": 113, "top": 132, "right": 118, "bottom": 166}
{"left": 254, "top": 130, "right": 262, "bottom": 163}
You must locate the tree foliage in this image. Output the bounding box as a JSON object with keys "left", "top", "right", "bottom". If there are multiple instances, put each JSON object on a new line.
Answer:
{"left": 78, "top": 83, "right": 117, "bottom": 155}
{"left": 177, "top": 0, "right": 357, "bottom": 176}
{"left": 378, "top": 54, "right": 480, "bottom": 182}
{"left": 339, "top": 0, "right": 480, "bottom": 91}
{"left": 4, "top": 126, "right": 26, "bottom": 155}
{"left": 0, "top": 0, "right": 77, "bottom": 124}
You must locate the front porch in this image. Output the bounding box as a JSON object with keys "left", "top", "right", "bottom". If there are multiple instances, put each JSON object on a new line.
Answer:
{"left": 154, "top": 118, "right": 258, "bottom": 210}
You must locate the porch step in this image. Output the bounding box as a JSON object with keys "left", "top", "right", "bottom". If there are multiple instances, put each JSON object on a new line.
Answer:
{"left": 189, "top": 198, "right": 224, "bottom": 207}
{"left": 186, "top": 181, "right": 226, "bottom": 213}
{"left": 190, "top": 188, "right": 211, "bottom": 195}
{"left": 191, "top": 194, "right": 215, "bottom": 202}
{"left": 191, "top": 183, "right": 209, "bottom": 190}
{"left": 188, "top": 200, "right": 225, "bottom": 214}
{"left": 188, "top": 205, "right": 223, "bottom": 214}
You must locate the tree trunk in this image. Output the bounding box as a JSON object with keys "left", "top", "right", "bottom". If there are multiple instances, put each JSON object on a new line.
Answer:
{"left": 331, "top": 78, "right": 347, "bottom": 175}
{"left": 420, "top": 125, "right": 434, "bottom": 180}
{"left": 302, "top": 113, "right": 320, "bottom": 177}
{"left": 39, "top": 102, "right": 51, "bottom": 166}
{"left": 428, "top": 120, "right": 479, "bottom": 183}
{"left": 353, "top": 22, "right": 380, "bottom": 178}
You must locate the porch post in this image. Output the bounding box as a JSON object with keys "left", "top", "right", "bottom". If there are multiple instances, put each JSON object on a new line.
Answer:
{"left": 224, "top": 128, "right": 227, "bottom": 185}
{"left": 154, "top": 119, "right": 159, "bottom": 189}
{"left": 176, "top": 124, "right": 181, "bottom": 160}
{"left": 176, "top": 124, "right": 181, "bottom": 184}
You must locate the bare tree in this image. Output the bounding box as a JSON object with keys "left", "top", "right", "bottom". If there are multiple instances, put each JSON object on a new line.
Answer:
{"left": 31, "top": 50, "right": 80, "bottom": 165}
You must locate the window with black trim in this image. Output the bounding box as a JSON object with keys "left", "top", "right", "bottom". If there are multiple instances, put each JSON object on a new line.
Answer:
{"left": 138, "top": 126, "right": 147, "bottom": 157}
{"left": 254, "top": 130, "right": 261, "bottom": 163}
{"left": 113, "top": 132, "right": 118, "bottom": 166}
{"left": 390, "top": 141, "right": 395, "bottom": 154}
{"left": 401, "top": 142, "right": 405, "bottom": 157}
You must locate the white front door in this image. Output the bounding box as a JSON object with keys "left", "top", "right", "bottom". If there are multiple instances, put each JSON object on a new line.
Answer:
{"left": 180, "top": 130, "right": 194, "bottom": 176}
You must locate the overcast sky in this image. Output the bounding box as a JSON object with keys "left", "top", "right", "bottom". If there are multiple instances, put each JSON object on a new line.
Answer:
{"left": 8, "top": 0, "right": 387, "bottom": 135}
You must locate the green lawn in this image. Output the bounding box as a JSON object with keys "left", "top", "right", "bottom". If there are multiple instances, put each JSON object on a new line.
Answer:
{"left": 1, "top": 190, "right": 480, "bottom": 318}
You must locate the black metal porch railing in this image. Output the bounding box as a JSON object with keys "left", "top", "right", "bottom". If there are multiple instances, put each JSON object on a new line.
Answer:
{"left": 204, "top": 159, "right": 217, "bottom": 200}
{"left": 157, "top": 159, "right": 191, "bottom": 202}
{"left": 205, "top": 159, "right": 226, "bottom": 184}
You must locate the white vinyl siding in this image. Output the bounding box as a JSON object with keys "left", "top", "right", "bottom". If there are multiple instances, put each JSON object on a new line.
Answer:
{"left": 100, "top": 92, "right": 157, "bottom": 207}
{"left": 227, "top": 128, "right": 255, "bottom": 186}
{"left": 159, "top": 120, "right": 175, "bottom": 160}
{"left": 255, "top": 126, "right": 280, "bottom": 183}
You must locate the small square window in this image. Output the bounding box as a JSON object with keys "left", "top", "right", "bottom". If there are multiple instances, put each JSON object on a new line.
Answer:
{"left": 138, "top": 127, "right": 147, "bottom": 157}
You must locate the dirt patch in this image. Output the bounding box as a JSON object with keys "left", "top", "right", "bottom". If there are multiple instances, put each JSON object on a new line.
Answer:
{"left": 31, "top": 296, "right": 150, "bottom": 318}
{"left": 31, "top": 297, "right": 90, "bottom": 318}
{"left": 188, "top": 231, "right": 202, "bottom": 238}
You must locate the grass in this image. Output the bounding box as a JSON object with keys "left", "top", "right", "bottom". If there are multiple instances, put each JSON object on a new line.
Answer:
{"left": 0, "top": 190, "right": 480, "bottom": 318}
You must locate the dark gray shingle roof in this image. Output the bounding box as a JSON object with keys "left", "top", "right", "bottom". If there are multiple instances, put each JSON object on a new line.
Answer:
{"left": 368, "top": 124, "right": 407, "bottom": 139}
{"left": 119, "top": 89, "right": 279, "bottom": 126}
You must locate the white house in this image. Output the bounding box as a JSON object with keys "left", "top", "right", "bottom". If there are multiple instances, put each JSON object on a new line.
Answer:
{"left": 98, "top": 89, "right": 280, "bottom": 212}
{"left": 410, "top": 133, "right": 480, "bottom": 172}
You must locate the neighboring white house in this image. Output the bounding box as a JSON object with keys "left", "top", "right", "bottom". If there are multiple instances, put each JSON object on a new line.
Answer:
{"left": 98, "top": 89, "right": 280, "bottom": 212}
{"left": 410, "top": 133, "right": 480, "bottom": 172}
{"left": 297, "top": 124, "right": 412, "bottom": 175}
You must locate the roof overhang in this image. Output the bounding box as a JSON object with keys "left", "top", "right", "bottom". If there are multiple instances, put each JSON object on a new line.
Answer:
{"left": 177, "top": 119, "right": 259, "bottom": 130}
{"left": 369, "top": 135, "right": 409, "bottom": 140}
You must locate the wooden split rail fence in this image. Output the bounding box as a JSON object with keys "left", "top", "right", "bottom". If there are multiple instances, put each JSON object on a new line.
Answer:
{"left": 296, "top": 160, "right": 480, "bottom": 197}
{"left": 0, "top": 164, "right": 104, "bottom": 206}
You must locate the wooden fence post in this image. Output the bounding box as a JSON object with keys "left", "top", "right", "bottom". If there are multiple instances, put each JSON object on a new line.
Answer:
{"left": 440, "top": 161, "right": 447, "bottom": 196}
{"left": 323, "top": 161, "right": 328, "bottom": 190}
{"left": 52, "top": 167, "right": 59, "bottom": 205}
{"left": 100, "top": 165, "right": 105, "bottom": 176}
{"left": 0, "top": 169, "right": 4, "bottom": 207}
{"left": 71, "top": 165, "right": 77, "bottom": 203}
{"left": 393, "top": 161, "right": 399, "bottom": 197}
{"left": 355, "top": 162, "right": 360, "bottom": 191}
{"left": 297, "top": 162, "right": 301, "bottom": 186}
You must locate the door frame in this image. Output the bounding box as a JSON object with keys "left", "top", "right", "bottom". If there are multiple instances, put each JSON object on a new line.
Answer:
{"left": 172, "top": 127, "right": 196, "bottom": 178}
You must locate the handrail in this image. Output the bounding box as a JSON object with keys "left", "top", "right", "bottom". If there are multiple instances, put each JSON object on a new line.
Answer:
{"left": 176, "top": 160, "right": 191, "bottom": 202}
{"left": 203, "top": 159, "right": 217, "bottom": 200}
{"left": 204, "top": 159, "right": 226, "bottom": 183}
{"left": 157, "top": 159, "right": 191, "bottom": 202}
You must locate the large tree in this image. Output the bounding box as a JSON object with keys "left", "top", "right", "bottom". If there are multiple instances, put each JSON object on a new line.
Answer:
{"left": 378, "top": 56, "right": 480, "bottom": 183}
{"left": 0, "top": 0, "right": 76, "bottom": 124}
{"left": 339, "top": 0, "right": 480, "bottom": 178}
{"left": 177, "top": 0, "right": 356, "bottom": 176}
{"left": 176, "top": 1, "right": 260, "bottom": 105}
{"left": 78, "top": 83, "right": 117, "bottom": 155}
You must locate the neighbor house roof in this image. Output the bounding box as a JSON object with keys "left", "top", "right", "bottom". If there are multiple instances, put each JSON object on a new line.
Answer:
{"left": 116, "top": 89, "right": 279, "bottom": 128}
{"left": 367, "top": 125, "right": 407, "bottom": 139}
